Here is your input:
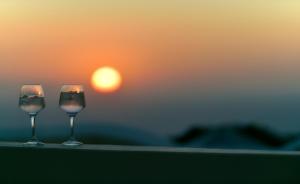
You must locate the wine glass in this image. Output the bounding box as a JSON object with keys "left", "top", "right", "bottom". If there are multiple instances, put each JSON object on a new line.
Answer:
{"left": 19, "top": 85, "right": 45, "bottom": 146}
{"left": 59, "top": 85, "right": 85, "bottom": 146}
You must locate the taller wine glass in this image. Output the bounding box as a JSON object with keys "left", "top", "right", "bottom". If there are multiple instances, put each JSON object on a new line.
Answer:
{"left": 19, "top": 85, "right": 45, "bottom": 146}
{"left": 59, "top": 85, "right": 85, "bottom": 146}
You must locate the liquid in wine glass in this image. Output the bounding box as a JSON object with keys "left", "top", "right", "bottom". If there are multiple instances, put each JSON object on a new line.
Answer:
{"left": 19, "top": 85, "right": 45, "bottom": 146}
{"left": 59, "top": 85, "right": 85, "bottom": 146}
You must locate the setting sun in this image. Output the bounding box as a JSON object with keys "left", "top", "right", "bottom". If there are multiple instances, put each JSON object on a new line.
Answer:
{"left": 91, "top": 67, "right": 122, "bottom": 93}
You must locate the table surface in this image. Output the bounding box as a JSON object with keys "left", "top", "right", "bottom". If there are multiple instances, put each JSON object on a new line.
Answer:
{"left": 0, "top": 141, "right": 299, "bottom": 184}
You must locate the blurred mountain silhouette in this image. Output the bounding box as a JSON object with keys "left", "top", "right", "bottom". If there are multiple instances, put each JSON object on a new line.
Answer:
{"left": 0, "top": 121, "right": 299, "bottom": 150}
{"left": 174, "top": 124, "right": 295, "bottom": 150}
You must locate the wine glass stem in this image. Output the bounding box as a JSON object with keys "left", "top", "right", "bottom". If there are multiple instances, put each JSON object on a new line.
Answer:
{"left": 69, "top": 116, "right": 76, "bottom": 141}
{"left": 30, "top": 115, "right": 37, "bottom": 140}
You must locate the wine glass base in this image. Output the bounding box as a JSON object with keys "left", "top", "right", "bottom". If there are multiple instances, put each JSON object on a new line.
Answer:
{"left": 63, "top": 140, "right": 83, "bottom": 146}
{"left": 24, "top": 140, "right": 44, "bottom": 146}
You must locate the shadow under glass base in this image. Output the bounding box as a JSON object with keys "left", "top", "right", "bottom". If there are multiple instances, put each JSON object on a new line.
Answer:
{"left": 63, "top": 140, "right": 83, "bottom": 146}
{"left": 24, "top": 139, "right": 45, "bottom": 146}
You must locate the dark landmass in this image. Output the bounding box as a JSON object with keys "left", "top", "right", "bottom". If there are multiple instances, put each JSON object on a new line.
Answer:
{"left": 1, "top": 121, "right": 299, "bottom": 150}
{"left": 174, "top": 123, "right": 296, "bottom": 150}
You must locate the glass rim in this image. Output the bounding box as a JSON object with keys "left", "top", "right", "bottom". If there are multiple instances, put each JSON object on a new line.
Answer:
{"left": 60, "top": 85, "right": 84, "bottom": 92}
{"left": 61, "top": 85, "right": 84, "bottom": 88}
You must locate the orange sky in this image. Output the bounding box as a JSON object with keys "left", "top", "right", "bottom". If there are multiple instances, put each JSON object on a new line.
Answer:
{"left": 1, "top": 1, "right": 300, "bottom": 134}
{"left": 1, "top": 1, "right": 300, "bottom": 93}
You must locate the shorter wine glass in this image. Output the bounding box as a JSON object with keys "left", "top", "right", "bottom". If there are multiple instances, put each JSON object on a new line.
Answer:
{"left": 19, "top": 85, "right": 45, "bottom": 146}
{"left": 59, "top": 85, "right": 85, "bottom": 146}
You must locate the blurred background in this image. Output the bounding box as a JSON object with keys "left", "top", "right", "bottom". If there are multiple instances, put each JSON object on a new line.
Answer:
{"left": 1, "top": 0, "right": 300, "bottom": 150}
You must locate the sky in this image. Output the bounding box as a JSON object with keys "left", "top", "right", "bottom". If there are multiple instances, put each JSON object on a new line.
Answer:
{"left": 1, "top": 0, "right": 300, "bottom": 137}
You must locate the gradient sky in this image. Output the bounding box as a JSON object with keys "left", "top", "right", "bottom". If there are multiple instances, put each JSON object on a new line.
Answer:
{"left": 1, "top": 0, "right": 300, "bottom": 137}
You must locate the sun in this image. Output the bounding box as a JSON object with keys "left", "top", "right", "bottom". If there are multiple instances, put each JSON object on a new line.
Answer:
{"left": 91, "top": 67, "right": 122, "bottom": 93}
